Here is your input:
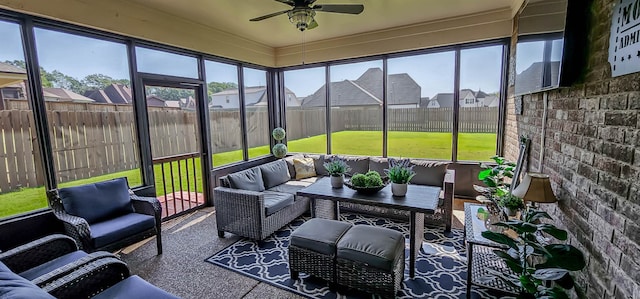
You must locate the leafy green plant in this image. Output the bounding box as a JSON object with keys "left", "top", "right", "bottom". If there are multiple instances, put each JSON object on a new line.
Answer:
{"left": 384, "top": 158, "right": 416, "bottom": 184}
{"left": 323, "top": 157, "right": 351, "bottom": 176}
{"left": 499, "top": 193, "right": 525, "bottom": 210}
{"left": 478, "top": 155, "right": 516, "bottom": 193}
{"left": 481, "top": 209, "right": 586, "bottom": 299}
{"left": 364, "top": 171, "right": 383, "bottom": 187}
{"left": 351, "top": 172, "right": 383, "bottom": 187}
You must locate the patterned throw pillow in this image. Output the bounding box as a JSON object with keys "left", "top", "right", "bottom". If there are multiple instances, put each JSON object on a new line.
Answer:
{"left": 293, "top": 158, "right": 317, "bottom": 180}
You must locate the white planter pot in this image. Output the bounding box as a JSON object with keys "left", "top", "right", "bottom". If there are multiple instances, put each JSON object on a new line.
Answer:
{"left": 504, "top": 207, "right": 517, "bottom": 217}
{"left": 330, "top": 175, "right": 344, "bottom": 188}
{"left": 391, "top": 182, "right": 408, "bottom": 197}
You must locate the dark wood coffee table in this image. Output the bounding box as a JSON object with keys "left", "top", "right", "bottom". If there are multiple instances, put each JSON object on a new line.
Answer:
{"left": 296, "top": 177, "right": 441, "bottom": 278}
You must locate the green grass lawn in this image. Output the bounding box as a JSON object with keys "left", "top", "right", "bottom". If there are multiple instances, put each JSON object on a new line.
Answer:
{"left": 0, "top": 131, "right": 496, "bottom": 218}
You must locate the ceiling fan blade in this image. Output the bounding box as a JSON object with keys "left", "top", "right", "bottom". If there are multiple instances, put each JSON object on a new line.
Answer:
{"left": 274, "top": 0, "right": 296, "bottom": 6}
{"left": 313, "top": 4, "right": 364, "bottom": 14}
{"left": 250, "top": 10, "right": 290, "bottom": 22}
{"left": 307, "top": 19, "right": 319, "bottom": 30}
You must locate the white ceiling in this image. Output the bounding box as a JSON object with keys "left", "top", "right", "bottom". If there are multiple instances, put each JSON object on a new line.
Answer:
{"left": 126, "top": 0, "right": 520, "bottom": 48}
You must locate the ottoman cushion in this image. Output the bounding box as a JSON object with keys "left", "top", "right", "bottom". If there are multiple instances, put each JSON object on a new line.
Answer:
{"left": 337, "top": 225, "right": 404, "bottom": 271}
{"left": 290, "top": 219, "right": 352, "bottom": 255}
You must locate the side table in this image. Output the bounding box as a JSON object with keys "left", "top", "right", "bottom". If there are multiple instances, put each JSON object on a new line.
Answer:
{"left": 464, "top": 202, "right": 519, "bottom": 298}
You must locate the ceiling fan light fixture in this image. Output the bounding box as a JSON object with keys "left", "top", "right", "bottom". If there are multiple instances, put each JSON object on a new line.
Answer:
{"left": 288, "top": 8, "right": 316, "bottom": 31}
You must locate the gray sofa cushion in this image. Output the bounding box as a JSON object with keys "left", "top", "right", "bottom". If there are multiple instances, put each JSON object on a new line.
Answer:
{"left": 59, "top": 178, "right": 133, "bottom": 224}
{"left": 409, "top": 160, "right": 449, "bottom": 187}
{"left": 228, "top": 168, "right": 266, "bottom": 192}
{"left": 368, "top": 157, "right": 388, "bottom": 177}
{"left": 263, "top": 191, "right": 294, "bottom": 215}
{"left": 267, "top": 177, "right": 318, "bottom": 194}
{"left": 259, "top": 160, "right": 291, "bottom": 189}
{"left": 340, "top": 155, "right": 370, "bottom": 176}
{"left": 305, "top": 154, "right": 333, "bottom": 176}
{"left": 337, "top": 225, "right": 404, "bottom": 271}
{"left": 284, "top": 154, "right": 305, "bottom": 179}
{"left": 290, "top": 218, "right": 353, "bottom": 255}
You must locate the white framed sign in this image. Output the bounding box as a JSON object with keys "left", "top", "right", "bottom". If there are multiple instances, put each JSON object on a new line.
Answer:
{"left": 609, "top": 0, "right": 640, "bottom": 77}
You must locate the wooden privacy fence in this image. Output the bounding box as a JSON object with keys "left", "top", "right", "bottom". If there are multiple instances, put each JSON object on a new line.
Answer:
{"left": 0, "top": 104, "right": 497, "bottom": 193}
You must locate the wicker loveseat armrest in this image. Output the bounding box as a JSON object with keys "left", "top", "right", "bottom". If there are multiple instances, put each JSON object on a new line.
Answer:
{"left": 54, "top": 210, "right": 92, "bottom": 250}
{"left": 213, "top": 187, "right": 265, "bottom": 208}
{"left": 0, "top": 234, "right": 78, "bottom": 273}
{"left": 43, "top": 257, "right": 130, "bottom": 299}
{"left": 31, "top": 251, "right": 116, "bottom": 288}
{"left": 130, "top": 194, "right": 162, "bottom": 218}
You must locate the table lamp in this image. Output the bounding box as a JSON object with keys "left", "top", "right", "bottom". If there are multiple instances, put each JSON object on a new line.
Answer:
{"left": 512, "top": 172, "right": 557, "bottom": 207}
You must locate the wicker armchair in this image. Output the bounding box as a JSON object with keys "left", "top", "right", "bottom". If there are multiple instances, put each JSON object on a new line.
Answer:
{"left": 0, "top": 234, "right": 119, "bottom": 288}
{"left": 46, "top": 178, "right": 162, "bottom": 254}
{"left": 42, "top": 257, "right": 179, "bottom": 299}
{"left": 214, "top": 187, "right": 310, "bottom": 240}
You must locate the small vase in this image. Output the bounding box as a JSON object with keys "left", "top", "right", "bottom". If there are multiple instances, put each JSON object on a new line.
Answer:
{"left": 504, "top": 207, "right": 517, "bottom": 217}
{"left": 330, "top": 175, "right": 343, "bottom": 188}
{"left": 391, "top": 182, "right": 408, "bottom": 197}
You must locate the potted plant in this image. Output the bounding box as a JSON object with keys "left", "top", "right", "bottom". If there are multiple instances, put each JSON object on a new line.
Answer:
{"left": 323, "top": 157, "right": 351, "bottom": 188}
{"left": 474, "top": 156, "right": 516, "bottom": 215}
{"left": 481, "top": 209, "right": 586, "bottom": 298}
{"left": 384, "top": 158, "right": 416, "bottom": 197}
{"left": 499, "top": 193, "right": 524, "bottom": 217}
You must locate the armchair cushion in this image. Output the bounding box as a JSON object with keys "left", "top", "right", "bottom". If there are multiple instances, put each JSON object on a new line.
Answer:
{"left": 259, "top": 160, "right": 291, "bottom": 189}
{"left": 409, "top": 160, "right": 449, "bottom": 187}
{"left": 92, "top": 275, "right": 179, "bottom": 299}
{"left": 227, "top": 168, "right": 266, "bottom": 192}
{"left": 59, "top": 178, "right": 133, "bottom": 224}
{"left": 263, "top": 191, "right": 294, "bottom": 216}
{"left": 18, "top": 250, "right": 87, "bottom": 281}
{"left": 90, "top": 214, "right": 156, "bottom": 249}
{"left": 0, "top": 262, "right": 55, "bottom": 299}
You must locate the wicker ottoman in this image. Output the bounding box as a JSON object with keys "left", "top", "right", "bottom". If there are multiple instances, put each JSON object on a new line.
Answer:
{"left": 336, "top": 225, "right": 405, "bottom": 298}
{"left": 288, "top": 218, "right": 353, "bottom": 284}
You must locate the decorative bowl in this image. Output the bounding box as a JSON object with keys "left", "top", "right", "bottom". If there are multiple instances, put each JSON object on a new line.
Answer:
{"left": 344, "top": 179, "right": 387, "bottom": 195}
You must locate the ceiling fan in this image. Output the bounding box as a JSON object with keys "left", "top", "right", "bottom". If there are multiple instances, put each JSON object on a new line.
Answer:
{"left": 250, "top": 0, "right": 364, "bottom": 31}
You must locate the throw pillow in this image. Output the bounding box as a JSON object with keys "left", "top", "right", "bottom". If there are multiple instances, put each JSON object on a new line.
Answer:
{"left": 59, "top": 177, "right": 133, "bottom": 224}
{"left": 409, "top": 160, "right": 449, "bottom": 187}
{"left": 227, "top": 168, "right": 266, "bottom": 192}
{"left": 259, "top": 160, "right": 291, "bottom": 189}
{"left": 293, "top": 158, "right": 317, "bottom": 180}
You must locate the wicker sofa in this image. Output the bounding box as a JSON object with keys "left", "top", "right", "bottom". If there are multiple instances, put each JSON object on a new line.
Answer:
{"left": 214, "top": 154, "right": 455, "bottom": 240}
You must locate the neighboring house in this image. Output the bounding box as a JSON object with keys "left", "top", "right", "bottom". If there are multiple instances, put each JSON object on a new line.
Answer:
{"left": 0, "top": 62, "right": 27, "bottom": 89}
{"left": 426, "top": 93, "right": 454, "bottom": 108}
{"left": 426, "top": 89, "right": 499, "bottom": 108}
{"left": 146, "top": 95, "right": 167, "bottom": 107}
{"left": 0, "top": 62, "right": 28, "bottom": 109}
{"left": 180, "top": 96, "right": 197, "bottom": 110}
{"left": 301, "top": 68, "right": 421, "bottom": 108}
{"left": 209, "top": 86, "right": 299, "bottom": 109}
{"left": 515, "top": 61, "right": 560, "bottom": 95}
{"left": 42, "top": 87, "right": 94, "bottom": 103}
{"left": 84, "top": 84, "right": 132, "bottom": 104}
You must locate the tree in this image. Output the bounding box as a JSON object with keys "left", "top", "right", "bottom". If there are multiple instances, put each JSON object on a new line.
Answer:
{"left": 207, "top": 82, "right": 237, "bottom": 95}
{"left": 82, "top": 74, "right": 130, "bottom": 90}
{"left": 145, "top": 86, "right": 194, "bottom": 102}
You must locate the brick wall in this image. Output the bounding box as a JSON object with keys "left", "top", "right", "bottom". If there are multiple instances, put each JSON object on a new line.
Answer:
{"left": 504, "top": 0, "right": 640, "bottom": 298}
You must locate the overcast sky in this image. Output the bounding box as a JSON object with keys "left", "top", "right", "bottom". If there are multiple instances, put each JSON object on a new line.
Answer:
{"left": 1, "top": 20, "right": 561, "bottom": 99}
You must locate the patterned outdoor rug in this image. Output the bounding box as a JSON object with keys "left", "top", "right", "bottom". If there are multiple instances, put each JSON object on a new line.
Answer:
{"left": 206, "top": 213, "right": 512, "bottom": 299}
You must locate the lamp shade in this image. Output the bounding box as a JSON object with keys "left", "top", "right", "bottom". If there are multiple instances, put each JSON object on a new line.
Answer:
{"left": 512, "top": 172, "right": 557, "bottom": 204}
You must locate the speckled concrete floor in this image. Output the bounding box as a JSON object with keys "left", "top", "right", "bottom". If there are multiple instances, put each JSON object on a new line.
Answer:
{"left": 117, "top": 202, "right": 468, "bottom": 299}
{"left": 117, "top": 207, "right": 304, "bottom": 299}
